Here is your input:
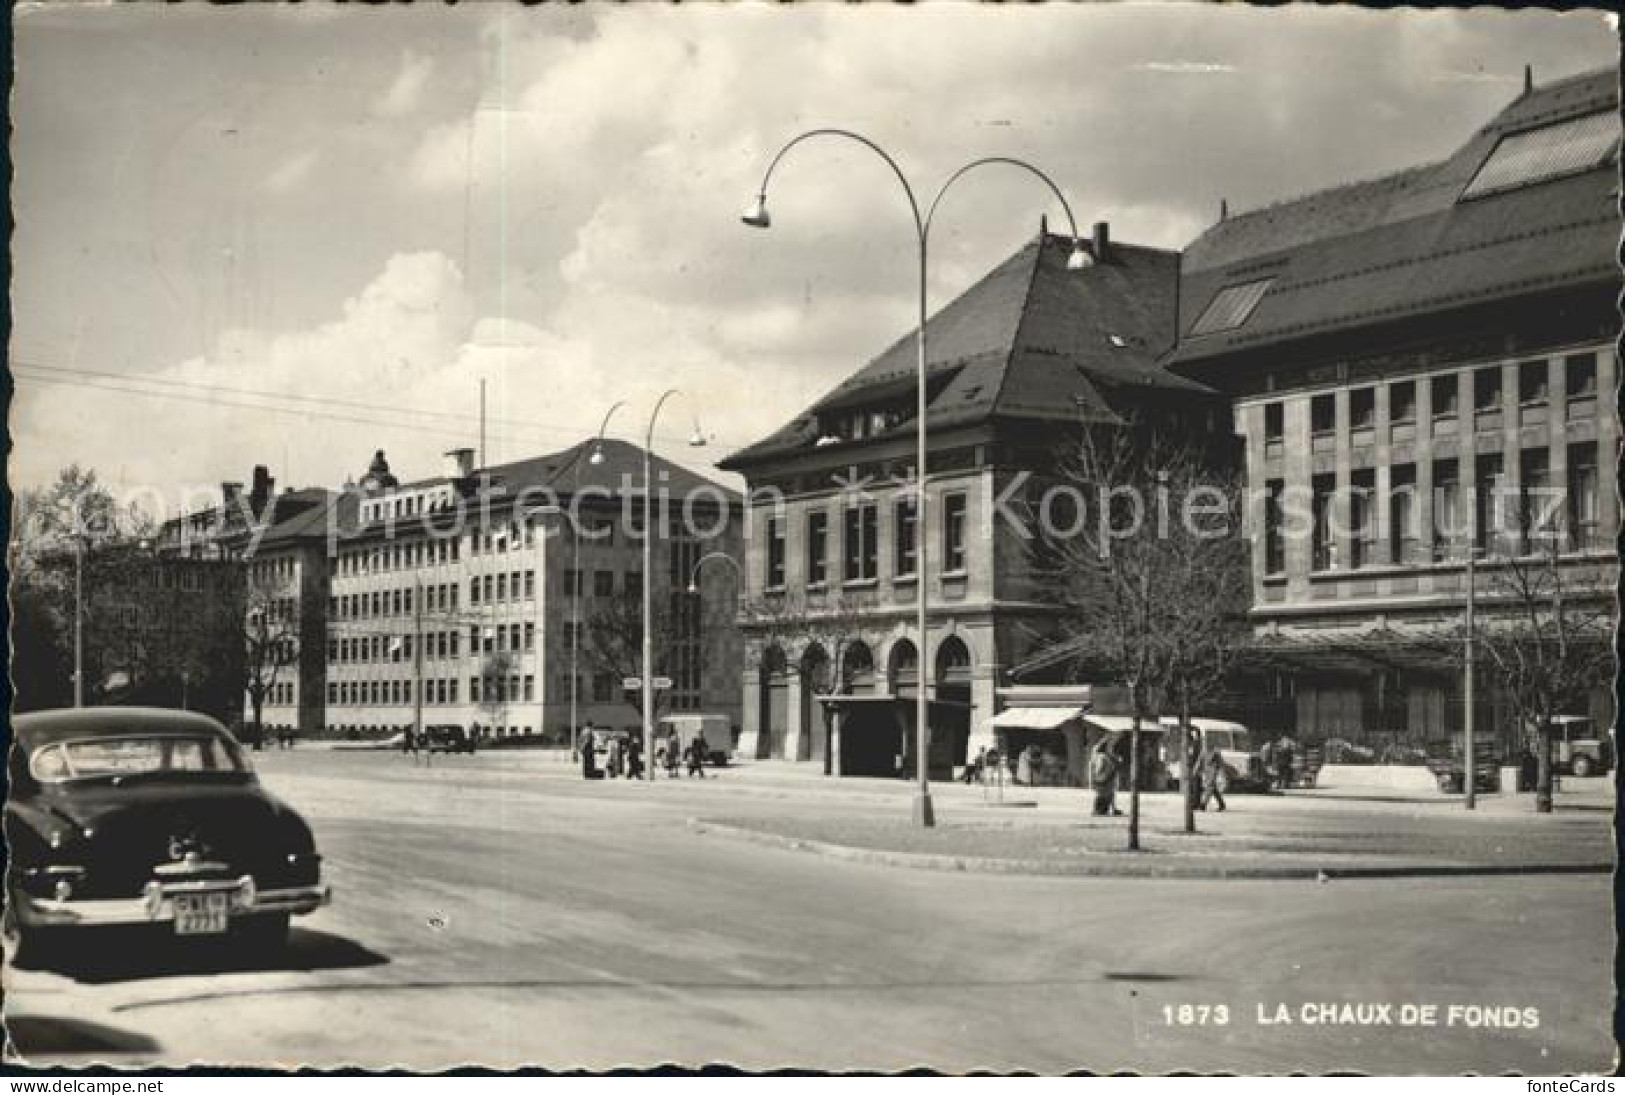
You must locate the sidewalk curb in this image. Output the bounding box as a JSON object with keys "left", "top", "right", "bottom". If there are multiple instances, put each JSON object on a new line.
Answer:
{"left": 689, "top": 819, "right": 1613, "bottom": 881}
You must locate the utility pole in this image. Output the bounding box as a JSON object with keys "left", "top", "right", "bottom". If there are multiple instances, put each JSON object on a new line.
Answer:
{"left": 412, "top": 576, "right": 424, "bottom": 748}
{"left": 1464, "top": 548, "right": 1477, "bottom": 809}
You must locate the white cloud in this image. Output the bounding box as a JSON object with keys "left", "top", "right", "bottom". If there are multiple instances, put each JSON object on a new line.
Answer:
{"left": 1131, "top": 61, "right": 1239, "bottom": 75}
{"left": 375, "top": 48, "right": 435, "bottom": 118}
{"left": 264, "top": 149, "right": 319, "bottom": 194}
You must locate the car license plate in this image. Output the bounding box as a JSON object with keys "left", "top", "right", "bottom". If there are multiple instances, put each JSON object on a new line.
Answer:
{"left": 174, "top": 891, "right": 231, "bottom": 935}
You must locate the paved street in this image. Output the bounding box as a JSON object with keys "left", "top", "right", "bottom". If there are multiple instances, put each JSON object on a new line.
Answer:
{"left": 5, "top": 750, "right": 1613, "bottom": 1073}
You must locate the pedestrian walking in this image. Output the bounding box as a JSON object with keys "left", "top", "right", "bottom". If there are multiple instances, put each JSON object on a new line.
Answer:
{"left": 667, "top": 729, "right": 683, "bottom": 778}
{"left": 580, "top": 724, "right": 600, "bottom": 780}
{"left": 962, "top": 745, "right": 986, "bottom": 785}
{"left": 1275, "top": 734, "right": 1297, "bottom": 791}
{"left": 1017, "top": 743, "right": 1038, "bottom": 786}
{"left": 1199, "top": 746, "right": 1228, "bottom": 812}
{"left": 1090, "top": 742, "right": 1121, "bottom": 817}
{"left": 1259, "top": 739, "right": 1277, "bottom": 791}
{"left": 627, "top": 734, "right": 645, "bottom": 780}
{"left": 687, "top": 732, "right": 708, "bottom": 778}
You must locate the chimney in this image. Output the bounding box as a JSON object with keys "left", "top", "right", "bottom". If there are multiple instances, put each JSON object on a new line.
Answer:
{"left": 445, "top": 447, "right": 476, "bottom": 480}
{"left": 1039, "top": 213, "right": 1049, "bottom": 237}
{"left": 248, "top": 465, "right": 274, "bottom": 513}
{"left": 1523, "top": 64, "right": 1533, "bottom": 95}
{"left": 1091, "top": 221, "right": 1110, "bottom": 263}
{"left": 221, "top": 481, "right": 244, "bottom": 511}
{"left": 1220, "top": 198, "right": 1229, "bottom": 222}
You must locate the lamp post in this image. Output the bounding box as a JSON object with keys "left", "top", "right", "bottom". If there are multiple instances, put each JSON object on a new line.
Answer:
{"left": 73, "top": 534, "right": 85, "bottom": 708}
{"left": 572, "top": 402, "right": 629, "bottom": 760}
{"left": 743, "top": 131, "right": 1091, "bottom": 827}
{"left": 1463, "top": 541, "right": 1483, "bottom": 810}
{"left": 643, "top": 390, "right": 707, "bottom": 784}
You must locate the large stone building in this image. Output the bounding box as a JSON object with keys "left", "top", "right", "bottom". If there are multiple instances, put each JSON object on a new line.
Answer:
{"left": 1157, "top": 67, "right": 1620, "bottom": 749}
{"left": 719, "top": 224, "right": 1224, "bottom": 777}
{"left": 322, "top": 441, "right": 743, "bottom": 742}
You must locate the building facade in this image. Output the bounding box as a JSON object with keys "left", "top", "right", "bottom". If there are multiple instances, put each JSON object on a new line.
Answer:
{"left": 721, "top": 225, "right": 1225, "bottom": 777}
{"left": 321, "top": 441, "right": 743, "bottom": 743}
{"left": 1165, "top": 67, "right": 1620, "bottom": 749}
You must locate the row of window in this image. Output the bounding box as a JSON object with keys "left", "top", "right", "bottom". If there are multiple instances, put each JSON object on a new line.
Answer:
{"left": 336, "top": 524, "right": 541, "bottom": 577}
{"left": 326, "top": 675, "right": 538, "bottom": 707}
{"left": 328, "top": 622, "right": 539, "bottom": 664}
{"left": 1262, "top": 443, "right": 1601, "bottom": 574}
{"left": 1262, "top": 353, "right": 1600, "bottom": 446}
{"left": 764, "top": 493, "right": 968, "bottom": 590}
{"left": 264, "top": 681, "right": 296, "bottom": 707}
{"left": 563, "top": 569, "right": 642, "bottom": 598}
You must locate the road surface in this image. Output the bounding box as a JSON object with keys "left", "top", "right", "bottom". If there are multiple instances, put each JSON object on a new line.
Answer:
{"left": 4, "top": 750, "right": 1612, "bottom": 1073}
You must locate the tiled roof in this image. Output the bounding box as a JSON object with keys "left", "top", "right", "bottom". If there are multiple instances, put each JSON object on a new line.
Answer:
{"left": 479, "top": 437, "right": 740, "bottom": 503}
{"left": 720, "top": 231, "right": 1207, "bottom": 470}
{"left": 1169, "top": 67, "right": 1621, "bottom": 370}
{"left": 383, "top": 438, "right": 738, "bottom": 505}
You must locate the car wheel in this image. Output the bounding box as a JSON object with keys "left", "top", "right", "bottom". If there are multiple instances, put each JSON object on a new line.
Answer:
{"left": 236, "top": 912, "right": 291, "bottom": 958}
{"left": 1570, "top": 755, "right": 1594, "bottom": 778}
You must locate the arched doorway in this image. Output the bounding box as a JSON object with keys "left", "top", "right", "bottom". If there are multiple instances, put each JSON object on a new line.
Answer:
{"left": 801, "top": 644, "right": 830, "bottom": 765}
{"left": 841, "top": 641, "right": 875, "bottom": 695}
{"left": 935, "top": 635, "right": 973, "bottom": 771}
{"left": 758, "top": 645, "right": 789, "bottom": 759}
{"left": 888, "top": 639, "right": 919, "bottom": 697}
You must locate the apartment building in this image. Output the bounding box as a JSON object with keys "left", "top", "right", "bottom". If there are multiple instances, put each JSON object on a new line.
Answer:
{"left": 720, "top": 224, "right": 1226, "bottom": 777}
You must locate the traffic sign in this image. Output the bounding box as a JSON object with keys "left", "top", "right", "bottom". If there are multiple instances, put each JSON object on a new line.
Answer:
{"left": 621, "top": 676, "right": 675, "bottom": 691}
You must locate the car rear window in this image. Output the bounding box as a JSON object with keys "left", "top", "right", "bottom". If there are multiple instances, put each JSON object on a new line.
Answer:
{"left": 30, "top": 734, "right": 248, "bottom": 782}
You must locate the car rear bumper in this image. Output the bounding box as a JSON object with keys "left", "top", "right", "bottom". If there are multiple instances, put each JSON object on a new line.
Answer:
{"left": 16, "top": 879, "right": 331, "bottom": 929}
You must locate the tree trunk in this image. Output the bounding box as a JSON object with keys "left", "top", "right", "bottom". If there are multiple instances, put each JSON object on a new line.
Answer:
{"left": 1534, "top": 711, "right": 1554, "bottom": 814}
{"left": 1128, "top": 697, "right": 1142, "bottom": 852}
{"left": 1181, "top": 687, "right": 1196, "bottom": 835}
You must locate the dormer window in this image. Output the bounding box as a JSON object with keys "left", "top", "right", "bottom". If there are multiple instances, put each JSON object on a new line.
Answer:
{"left": 1462, "top": 111, "right": 1620, "bottom": 200}
{"left": 1190, "top": 278, "right": 1274, "bottom": 336}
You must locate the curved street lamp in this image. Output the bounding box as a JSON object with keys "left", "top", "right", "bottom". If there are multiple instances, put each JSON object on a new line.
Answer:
{"left": 743, "top": 130, "right": 1089, "bottom": 827}
{"left": 643, "top": 390, "right": 707, "bottom": 781}
{"left": 687, "top": 550, "right": 742, "bottom": 595}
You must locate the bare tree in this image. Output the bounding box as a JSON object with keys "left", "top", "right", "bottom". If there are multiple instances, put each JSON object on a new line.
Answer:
{"left": 239, "top": 578, "right": 300, "bottom": 749}
{"left": 10, "top": 466, "right": 159, "bottom": 707}
{"left": 580, "top": 590, "right": 676, "bottom": 718}
{"left": 476, "top": 651, "right": 519, "bottom": 732}
{"left": 1474, "top": 542, "right": 1615, "bottom": 813}
{"left": 1029, "top": 423, "right": 1250, "bottom": 849}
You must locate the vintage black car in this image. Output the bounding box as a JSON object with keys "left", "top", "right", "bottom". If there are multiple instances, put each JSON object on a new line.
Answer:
{"left": 3, "top": 707, "right": 330, "bottom": 964}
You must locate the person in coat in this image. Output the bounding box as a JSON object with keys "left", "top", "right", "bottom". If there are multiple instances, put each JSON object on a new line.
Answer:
{"left": 580, "top": 723, "right": 600, "bottom": 780}
{"left": 1090, "top": 743, "right": 1121, "bottom": 816}
{"left": 667, "top": 729, "right": 683, "bottom": 777}
{"left": 1199, "top": 746, "right": 1228, "bottom": 812}
{"left": 687, "top": 732, "right": 709, "bottom": 778}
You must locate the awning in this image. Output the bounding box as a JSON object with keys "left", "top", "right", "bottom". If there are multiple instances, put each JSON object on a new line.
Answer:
{"left": 1083, "top": 714, "right": 1164, "bottom": 735}
{"left": 990, "top": 707, "right": 1087, "bottom": 731}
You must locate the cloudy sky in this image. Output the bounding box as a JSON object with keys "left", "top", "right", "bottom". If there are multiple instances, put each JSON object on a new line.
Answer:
{"left": 10, "top": 4, "right": 1616, "bottom": 510}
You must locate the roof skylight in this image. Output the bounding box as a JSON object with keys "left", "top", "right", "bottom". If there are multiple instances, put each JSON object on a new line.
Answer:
{"left": 1462, "top": 111, "right": 1620, "bottom": 200}
{"left": 1189, "top": 277, "right": 1274, "bottom": 337}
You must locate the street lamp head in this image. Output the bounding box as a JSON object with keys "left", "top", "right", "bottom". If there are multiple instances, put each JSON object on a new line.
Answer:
{"left": 1066, "top": 239, "right": 1094, "bottom": 271}
{"left": 686, "top": 581, "right": 699, "bottom": 594}
{"left": 740, "top": 193, "right": 771, "bottom": 229}
{"left": 688, "top": 427, "right": 708, "bottom": 448}
{"left": 588, "top": 442, "right": 607, "bottom": 466}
